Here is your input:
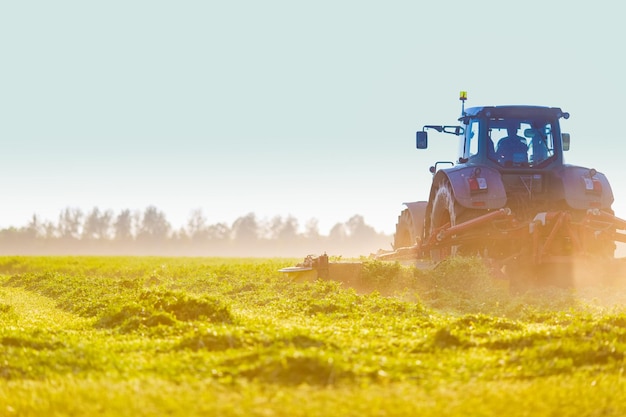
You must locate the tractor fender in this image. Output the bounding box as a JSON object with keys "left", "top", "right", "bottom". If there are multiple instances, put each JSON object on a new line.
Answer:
{"left": 432, "top": 166, "right": 507, "bottom": 210}
{"left": 555, "top": 165, "right": 614, "bottom": 210}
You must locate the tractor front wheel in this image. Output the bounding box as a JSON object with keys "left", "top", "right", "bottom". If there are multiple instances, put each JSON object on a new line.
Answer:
{"left": 394, "top": 208, "right": 416, "bottom": 249}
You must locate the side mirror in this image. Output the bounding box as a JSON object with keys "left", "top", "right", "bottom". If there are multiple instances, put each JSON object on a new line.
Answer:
{"left": 416, "top": 131, "right": 428, "bottom": 149}
{"left": 562, "top": 133, "right": 570, "bottom": 151}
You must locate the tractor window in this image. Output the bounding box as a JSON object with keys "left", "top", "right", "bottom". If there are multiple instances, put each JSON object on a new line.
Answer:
{"left": 487, "top": 119, "right": 555, "bottom": 167}
{"left": 527, "top": 123, "right": 555, "bottom": 166}
{"left": 467, "top": 120, "right": 479, "bottom": 158}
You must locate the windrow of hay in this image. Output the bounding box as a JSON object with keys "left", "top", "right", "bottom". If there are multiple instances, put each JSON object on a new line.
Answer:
{"left": 0, "top": 256, "right": 625, "bottom": 416}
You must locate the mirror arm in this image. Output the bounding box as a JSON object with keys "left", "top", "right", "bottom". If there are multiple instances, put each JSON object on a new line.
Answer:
{"left": 423, "top": 125, "right": 443, "bottom": 132}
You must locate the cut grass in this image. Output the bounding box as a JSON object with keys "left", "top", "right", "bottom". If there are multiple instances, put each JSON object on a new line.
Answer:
{"left": 1, "top": 375, "right": 624, "bottom": 417}
{"left": 0, "top": 256, "right": 625, "bottom": 416}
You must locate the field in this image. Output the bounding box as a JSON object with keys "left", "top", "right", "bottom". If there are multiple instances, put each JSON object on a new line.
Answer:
{"left": 0, "top": 256, "right": 625, "bottom": 416}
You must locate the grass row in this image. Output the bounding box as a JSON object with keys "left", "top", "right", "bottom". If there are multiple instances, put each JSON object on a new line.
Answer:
{"left": 0, "top": 256, "right": 625, "bottom": 416}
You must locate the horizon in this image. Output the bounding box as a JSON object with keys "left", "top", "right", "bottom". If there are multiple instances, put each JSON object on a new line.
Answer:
{"left": 5, "top": 206, "right": 392, "bottom": 237}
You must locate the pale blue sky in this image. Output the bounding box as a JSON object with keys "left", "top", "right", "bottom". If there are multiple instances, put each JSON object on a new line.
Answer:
{"left": 1, "top": 1, "right": 624, "bottom": 234}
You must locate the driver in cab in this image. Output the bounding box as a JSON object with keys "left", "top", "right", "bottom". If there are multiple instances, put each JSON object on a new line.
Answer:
{"left": 496, "top": 124, "right": 528, "bottom": 166}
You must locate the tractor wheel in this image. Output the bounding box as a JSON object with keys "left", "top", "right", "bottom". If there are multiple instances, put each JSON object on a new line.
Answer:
{"left": 394, "top": 209, "right": 416, "bottom": 249}
{"left": 427, "top": 180, "right": 486, "bottom": 261}
{"left": 428, "top": 180, "right": 463, "bottom": 261}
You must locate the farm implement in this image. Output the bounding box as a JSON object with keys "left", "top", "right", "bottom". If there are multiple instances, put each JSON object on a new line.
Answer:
{"left": 282, "top": 92, "right": 626, "bottom": 290}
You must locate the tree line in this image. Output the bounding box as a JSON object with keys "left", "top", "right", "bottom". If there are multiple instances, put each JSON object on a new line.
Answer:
{"left": 0, "top": 206, "right": 393, "bottom": 257}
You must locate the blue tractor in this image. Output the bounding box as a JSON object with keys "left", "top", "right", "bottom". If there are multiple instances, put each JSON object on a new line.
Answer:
{"left": 393, "top": 92, "right": 626, "bottom": 287}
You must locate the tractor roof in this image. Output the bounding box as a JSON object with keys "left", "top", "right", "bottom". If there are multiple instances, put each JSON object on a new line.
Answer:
{"left": 462, "top": 105, "right": 569, "bottom": 120}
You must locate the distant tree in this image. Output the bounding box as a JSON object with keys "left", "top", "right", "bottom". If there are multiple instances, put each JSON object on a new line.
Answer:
{"left": 304, "top": 218, "right": 321, "bottom": 239}
{"left": 329, "top": 222, "right": 347, "bottom": 241}
{"left": 170, "top": 226, "right": 188, "bottom": 242}
{"left": 113, "top": 209, "right": 134, "bottom": 241}
{"left": 186, "top": 208, "right": 208, "bottom": 240}
{"left": 57, "top": 207, "right": 83, "bottom": 239}
{"left": 137, "top": 206, "right": 171, "bottom": 241}
{"left": 42, "top": 220, "right": 57, "bottom": 239}
{"left": 263, "top": 215, "right": 299, "bottom": 241}
{"left": 0, "top": 205, "right": 390, "bottom": 256}
{"left": 207, "top": 222, "right": 230, "bottom": 241}
{"left": 231, "top": 213, "right": 259, "bottom": 242}
{"left": 264, "top": 216, "right": 283, "bottom": 240}
{"left": 278, "top": 215, "right": 299, "bottom": 241}
{"left": 26, "top": 214, "right": 43, "bottom": 239}
{"left": 132, "top": 210, "right": 142, "bottom": 235}
{"left": 345, "top": 215, "right": 378, "bottom": 240}
{"left": 82, "top": 208, "right": 99, "bottom": 240}
{"left": 83, "top": 207, "right": 113, "bottom": 240}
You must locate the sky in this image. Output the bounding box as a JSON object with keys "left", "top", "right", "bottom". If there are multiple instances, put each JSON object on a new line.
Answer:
{"left": 1, "top": 1, "right": 625, "bottom": 235}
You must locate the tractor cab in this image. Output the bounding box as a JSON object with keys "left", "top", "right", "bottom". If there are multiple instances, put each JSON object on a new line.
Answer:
{"left": 459, "top": 105, "right": 570, "bottom": 170}
{"left": 416, "top": 93, "right": 571, "bottom": 172}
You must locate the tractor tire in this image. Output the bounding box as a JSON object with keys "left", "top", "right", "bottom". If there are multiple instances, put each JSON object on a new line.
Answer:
{"left": 428, "top": 180, "right": 462, "bottom": 261}
{"left": 427, "top": 180, "right": 487, "bottom": 261}
{"left": 394, "top": 209, "right": 416, "bottom": 249}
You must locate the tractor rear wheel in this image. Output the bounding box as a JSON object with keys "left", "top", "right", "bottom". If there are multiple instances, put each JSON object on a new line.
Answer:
{"left": 427, "top": 180, "right": 485, "bottom": 261}
{"left": 428, "top": 180, "right": 461, "bottom": 261}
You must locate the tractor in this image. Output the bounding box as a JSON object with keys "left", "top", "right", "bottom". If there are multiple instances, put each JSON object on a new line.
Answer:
{"left": 282, "top": 92, "right": 626, "bottom": 290}
{"left": 390, "top": 92, "right": 626, "bottom": 288}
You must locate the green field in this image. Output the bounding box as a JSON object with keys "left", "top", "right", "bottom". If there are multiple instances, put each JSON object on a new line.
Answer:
{"left": 0, "top": 256, "right": 625, "bottom": 416}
